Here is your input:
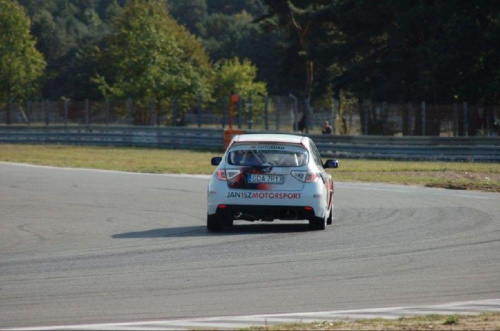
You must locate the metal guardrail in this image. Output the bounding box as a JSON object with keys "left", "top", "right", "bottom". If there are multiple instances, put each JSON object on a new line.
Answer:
{"left": 309, "top": 134, "right": 500, "bottom": 161}
{"left": 0, "top": 126, "right": 499, "bottom": 161}
{"left": 0, "top": 126, "right": 224, "bottom": 151}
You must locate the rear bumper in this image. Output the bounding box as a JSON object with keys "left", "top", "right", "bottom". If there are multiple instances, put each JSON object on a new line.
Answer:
{"left": 207, "top": 176, "right": 330, "bottom": 218}
{"left": 213, "top": 204, "right": 316, "bottom": 222}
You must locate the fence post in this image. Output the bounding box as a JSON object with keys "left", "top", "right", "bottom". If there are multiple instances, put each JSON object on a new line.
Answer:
{"left": 237, "top": 96, "right": 242, "bottom": 129}
{"left": 105, "top": 98, "right": 110, "bottom": 126}
{"left": 64, "top": 99, "right": 68, "bottom": 126}
{"left": 172, "top": 97, "right": 178, "bottom": 126}
{"left": 264, "top": 97, "right": 269, "bottom": 130}
{"left": 382, "top": 101, "right": 388, "bottom": 135}
{"left": 332, "top": 98, "right": 339, "bottom": 135}
{"left": 276, "top": 97, "right": 280, "bottom": 131}
{"left": 304, "top": 98, "right": 310, "bottom": 133}
{"left": 27, "top": 100, "right": 31, "bottom": 125}
{"left": 197, "top": 93, "right": 202, "bottom": 128}
{"left": 85, "top": 99, "right": 90, "bottom": 126}
{"left": 363, "top": 100, "right": 369, "bottom": 135}
{"left": 421, "top": 101, "right": 426, "bottom": 136}
{"left": 453, "top": 103, "right": 458, "bottom": 136}
{"left": 463, "top": 102, "right": 468, "bottom": 137}
{"left": 247, "top": 96, "right": 253, "bottom": 130}
{"left": 41, "top": 100, "right": 44, "bottom": 125}
{"left": 44, "top": 100, "right": 49, "bottom": 126}
{"left": 485, "top": 107, "right": 490, "bottom": 136}
{"left": 221, "top": 97, "right": 227, "bottom": 129}
{"left": 406, "top": 102, "right": 412, "bottom": 136}
{"left": 7, "top": 99, "right": 12, "bottom": 125}
{"left": 149, "top": 98, "right": 154, "bottom": 126}
{"left": 404, "top": 103, "right": 408, "bottom": 136}
{"left": 127, "top": 97, "right": 133, "bottom": 125}
{"left": 289, "top": 93, "right": 298, "bottom": 132}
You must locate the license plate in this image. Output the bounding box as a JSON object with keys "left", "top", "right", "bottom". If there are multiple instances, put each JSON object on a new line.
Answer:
{"left": 247, "top": 174, "right": 284, "bottom": 184}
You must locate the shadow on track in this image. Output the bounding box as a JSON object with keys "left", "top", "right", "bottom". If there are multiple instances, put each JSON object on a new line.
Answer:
{"left": 112, "top": 222, "right": 310, "bottom": 239}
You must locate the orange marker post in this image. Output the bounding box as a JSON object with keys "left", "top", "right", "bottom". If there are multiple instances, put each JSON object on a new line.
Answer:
{"left": 229, "top": 94, "right": 239, "bottom": 130}
{"left": 225, "top": 94, "right": 243, "bottom": 150}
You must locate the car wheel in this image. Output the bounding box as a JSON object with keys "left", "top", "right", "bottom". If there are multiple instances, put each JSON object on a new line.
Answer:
{"left": 309, "top": 215, "right": 326, "bottom": 231}
{"left": 207, "top": 214, "right": 223, "bottom": 232}
{"left": 327, "top": 206, "right": 333, "bottom": 225}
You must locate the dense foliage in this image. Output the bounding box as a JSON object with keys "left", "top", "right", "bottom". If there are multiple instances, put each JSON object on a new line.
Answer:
{"left": 93, "top": 0, "right": 213, "bottom": 105}
{"left": 4, "top": 0, "right": 500, "bottom": 106}
{"left": 16, "top": 0, "right": 126, "bottom": 99}
{"left": 214, "top": 57, "right": 267, "bottom": 101}
{"left": 0, "top": 0, "right": 45, "bottom": 101}
{"left": 261, "top": 0, "right": 500, "bottom": 105}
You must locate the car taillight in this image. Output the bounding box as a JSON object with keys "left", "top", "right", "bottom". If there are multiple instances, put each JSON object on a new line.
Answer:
{"left": 291, "top": 171, "right": 319, "bottom": 183}
{"left": 216, "top": 169, "right": 241, "bottom": 181}
{"left": 226, "top": 169, "right": 241, "bottom": 179}
{"left": 305, "top": 172, "right": 319, "bottom": 183}
{"left": 216, "top": 170, "right": 227, "bottom": 181}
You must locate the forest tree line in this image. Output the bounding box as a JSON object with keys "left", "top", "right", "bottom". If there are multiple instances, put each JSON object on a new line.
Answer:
{"left": 1, "top": 0, "right": 499, "bottom": 109}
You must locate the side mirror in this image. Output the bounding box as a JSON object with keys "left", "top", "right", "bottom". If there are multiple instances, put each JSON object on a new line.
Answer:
{"left": 211, "top": 157, "right": 222, "bottom": 166}
{"left": 324, "top": 159, "right": 339, "bottom": 169}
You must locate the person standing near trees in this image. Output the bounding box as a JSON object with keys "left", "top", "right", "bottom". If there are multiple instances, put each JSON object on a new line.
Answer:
{"left": 322, "top": 120, "right": 333, "bottom": 134}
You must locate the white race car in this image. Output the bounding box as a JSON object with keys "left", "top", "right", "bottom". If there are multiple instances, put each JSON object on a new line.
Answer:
{"left": 207, "top": 134, "right": 338, "bottom": 231}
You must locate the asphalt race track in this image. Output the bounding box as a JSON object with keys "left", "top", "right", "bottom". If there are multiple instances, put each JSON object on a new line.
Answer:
{"left": 1, "top": 162, "right": 499, "bottom": 329}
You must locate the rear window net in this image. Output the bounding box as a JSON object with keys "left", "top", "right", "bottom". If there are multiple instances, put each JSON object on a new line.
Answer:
{"left": 227, "top": 145, "right": 308, "bottom": 167}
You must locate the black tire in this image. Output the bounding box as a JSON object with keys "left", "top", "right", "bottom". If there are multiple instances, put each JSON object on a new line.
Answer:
{"left": 327, "top": 206, "right": 334, "bottom": 225}
{"left": 223, "top": 218, "right": 234, "bottom": 227}
{"left": 309, "top": 215, "right": 326, "bottom": 231}
{"left": 207, "top": 214, "right": 223, "bottom": 232}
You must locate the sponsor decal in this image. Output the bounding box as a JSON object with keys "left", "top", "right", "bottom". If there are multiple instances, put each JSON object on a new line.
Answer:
{"left": 250, "top": 145, "right": 286, "bottom": 150}
{"left": 226, "top": 191, "right": 302, "bottom": 199}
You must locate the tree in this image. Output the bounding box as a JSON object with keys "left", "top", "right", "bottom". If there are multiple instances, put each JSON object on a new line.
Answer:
{"left": 18, "top": 0, "right": 122, "bottom": 99}
{"left": 214, "top": 57, "right": 267, "bottom": 121}
{"left": 168, "top": 0, "right": 207, "bottom": 34}
{"left": 206, "top": 0, "right": 264, "bottom": 16}
{"left": 198, "top": 8, "right": 288, "bottom": 95}
{"left": 324, "top": 0, "right": 500, "bottom": 134}
{"left": 0, "top": 0, "right": 46, "bottom": 101}
{"left": 215, "top": 57, "right": 267, "bottom": 97}
{"left": 260, "top": 1, "right": 341, "bottom": 99}
{"left": 93, "top": 0, "right": 214, "bottom": 124}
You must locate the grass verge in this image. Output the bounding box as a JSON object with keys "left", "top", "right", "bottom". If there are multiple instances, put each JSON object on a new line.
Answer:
{"left": 246, "top": 313, "right": 500, "bottom": 330}
{"left": 1, "top": 144, "right": 499, "bottom": 192}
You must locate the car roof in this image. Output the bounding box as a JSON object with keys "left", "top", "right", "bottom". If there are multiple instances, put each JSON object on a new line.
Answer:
{"left": 230, "top": 134, "right": 310, "bottom": 149}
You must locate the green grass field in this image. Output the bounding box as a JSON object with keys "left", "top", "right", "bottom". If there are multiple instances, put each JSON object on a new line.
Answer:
{"left": 1, "top": 144, "right": 499, "bottom": 192}
{"left": 246, "top": 313, "right": 500, "bottom": 330}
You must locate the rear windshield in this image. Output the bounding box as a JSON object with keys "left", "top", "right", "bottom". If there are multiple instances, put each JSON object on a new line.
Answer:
{"left": 227, "top": 144, "right": 308, "bottom": 167}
